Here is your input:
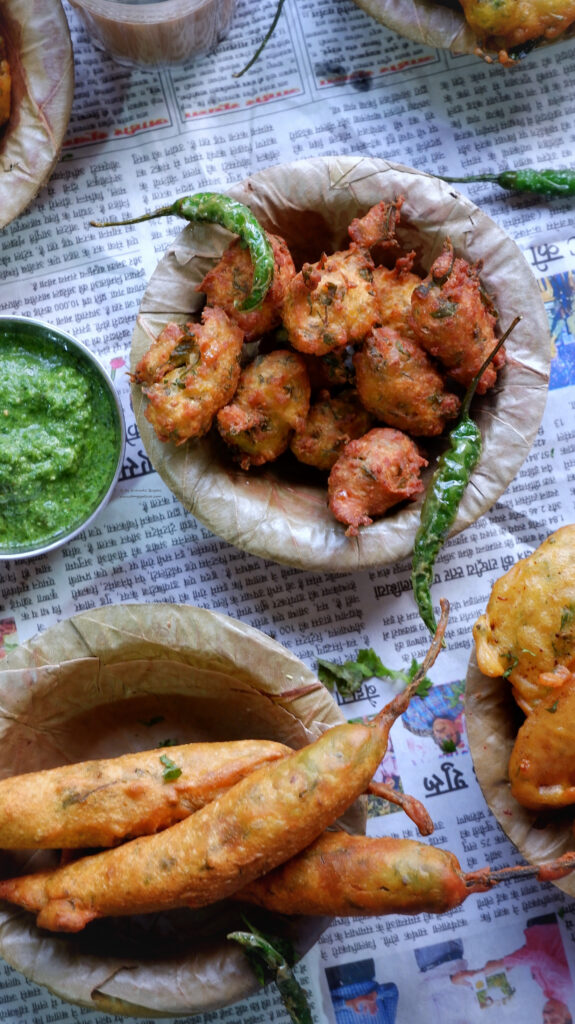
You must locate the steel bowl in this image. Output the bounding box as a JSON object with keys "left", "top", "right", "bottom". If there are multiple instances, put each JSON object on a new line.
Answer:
{"left": 0, "top": 315, "right": 125, "bottom": 561}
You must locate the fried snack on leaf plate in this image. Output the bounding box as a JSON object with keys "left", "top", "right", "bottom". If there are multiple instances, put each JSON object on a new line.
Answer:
{"left": 130, "top": 155, "right": 549, "bottom": 571}
{"left": 0, "top": 604, "right": 447, "bottom": 934}
{"left": 0, "top": 0, "right": 73, "bottom": 229}
{"left": 0, "top": 602, "right": 359, "bottom": 1016}
{"left": 349, "top": 0, "right": 575, "bottom": 65}
{"left": 467, "top": 526, "right": 575, "bottom": 901}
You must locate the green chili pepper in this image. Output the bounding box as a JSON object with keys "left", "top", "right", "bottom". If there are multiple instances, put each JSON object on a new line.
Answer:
{"left": 411, "top": 315, "right": 521, "bottom": 635}
{"left": 441, "top": 169, "right": 575, "bottom": 198}
{"left": 228, "top": 921, "right": 313, "bottom": 1024}
{"left": 91, "top": 192, "right": 274, "bottom": 311}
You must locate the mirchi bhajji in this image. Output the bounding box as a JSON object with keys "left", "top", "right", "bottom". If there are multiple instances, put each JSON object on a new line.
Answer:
{"left": 473, "top": 525, "right": 575, "bottom": 814}
{"left": 459, "top": 0, "right": 575, "bottom": 62}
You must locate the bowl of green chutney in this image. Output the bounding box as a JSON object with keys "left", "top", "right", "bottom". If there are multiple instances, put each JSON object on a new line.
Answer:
{"left": 0, "top": 316, "right": 125, "bottom": 561}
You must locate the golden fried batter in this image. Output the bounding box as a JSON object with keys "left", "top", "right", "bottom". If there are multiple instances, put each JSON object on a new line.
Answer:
{"left": 460, "top": 0, "right": 575, "bottom": 57}
{"left": 217, "top": 349, "right": 311, "bottom": 469}
{"left": 508, "top": 670, "right": 575, "bottom": 811}
{"left": 347, "top": 197, "right": 403, "bottom": 250}
{"left": 302, "top": 348, "right": 356, "bottom": 392}
{"left": 372, "top": 252, "right": 423, "bottom": 337}
{"left": 409, "top": 239, "right": 503, "bottom": 395}
{"left": 133, "top": 308, "right": 244, "bottom": 445}
{"left": 354, "top": 326, "right": 461, "bottom": 437}
{"left": 199, "top": 232, "right": 296, "bottom": 342}
{"left": 328, "top": 427, "right": 427, "bottom": 536}
{"left": 473, "top": 525, "right": 575, "bottom": 715}
{"left": 290, "top": 389, "right": 373, "bottom": 472}
{"left": 282, "top": 246, "right": 380, "bottom": 355}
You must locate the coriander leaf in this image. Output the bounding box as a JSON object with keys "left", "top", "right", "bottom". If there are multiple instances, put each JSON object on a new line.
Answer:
{"left": 318, "top": 649, "right": 434, "bottom": 698}
{"left": 159, "top": 753, "right": 182, "bottom": 782}
{"left": 355, "top": 648, "right": 387, "bottom": 677}
{"left": 317, "top": 657, "right": 369, "bottom": 696}
{"left": 441, "top": 739, "right": 457, "bottom": 753}
{"left": 546, "top": 700, "right": 559, "bottom": 714}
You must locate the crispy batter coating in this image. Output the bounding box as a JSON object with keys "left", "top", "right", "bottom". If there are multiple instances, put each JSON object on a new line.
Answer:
{"left": 460, "top": 0, "right": 575, "bottom": 55}
{"left": 133, "top": 308, "right": 244, "bottom": 446}
{"left": 198, "top": 232, "right": 296, "bottom": 342}
{"left": 372, "top": 252, "right": 423, "bottom": 337}
{"left": 302, "top": 348, "right": 356, "bottom": 392}
{"left": 0, "top": 740, "right": 291, "bottom": 849}
{"left": 217, "top": 349, "right": 311, "bottom": 469}
{"left": 508, "top": 670, "right": 575, "bottom": 811}
{"left": 282, "top": 246, "right": 379, "bottom": 355}
{"left": 354, "top": 326, "right": 461, "bottom": 437}
{"left": 409, "top": 239, "right": 503, "bottom": 395}
{"left": 290, "top": 389, "right": 373, "bottom": 472}
{"left": 347, "top": 197, "right": 403, "bottom": 250}
{"left": 473, "top": 525, "right": 575, "bottom": 714}
{"left": 328, "top": 427, "right": 427, "bottom": 536}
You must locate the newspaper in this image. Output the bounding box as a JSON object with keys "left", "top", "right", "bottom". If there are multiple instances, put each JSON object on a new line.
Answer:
{"left": 1, "top": 0, "right": 575, "bottom": 1020}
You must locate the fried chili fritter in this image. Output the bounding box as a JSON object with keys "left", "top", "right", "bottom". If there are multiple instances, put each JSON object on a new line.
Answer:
{"left": 327, "top": 427, "right": 427, "bottom": 536}
{"left": 290, "top": 389, "right": 373, "bottom": 472}
{"left": 508, "top": 670, "right": 575, "bottom": 811}
{"left": 198, "top": 231, "right": 296, "bottom": 342}
{"left": 460, "top": 0, "right": 575, "bottom": 59}
{"left": 217, "top": 349, "right": 311, "bottom": 469}
{"left": 354, "top": 326, "right": 461, "bottom": 437}
{"left": 409, "top": 238, "right": 503, "bottom": 394}
{"left": 474, "top": 526, "right": 575, "bottom": 814}
{"left": 473, "top": 525, "right": 575, "bottom": 715}
{"left": 133, "top": 308, "right": 244, "bottom": 445}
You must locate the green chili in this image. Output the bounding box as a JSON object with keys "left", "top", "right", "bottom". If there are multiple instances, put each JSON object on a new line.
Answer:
{"left": 441, "top": 169, "right": 575, "bottom": 198}
{"left": 411, "top": 315, "right": 521, "bottom": 635}
{"left": 91, "top": 192, "right": 274, "bottom": 311}
{"left": 228, "top": 922, "right": 313, "bottom": 1024}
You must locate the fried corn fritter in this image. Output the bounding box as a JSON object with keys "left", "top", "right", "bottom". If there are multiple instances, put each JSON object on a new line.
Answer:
{"left": 199, "top": 232, "right": 296, "bottom": 342}
{"left": 409, "top": 239, "right": 503, "bottom": 395}
{"left": 473, "top": 525, "right": 575, "bottom": 715}
{"left": 328, "top": 427, "right": 427, "bottom": 536}
{"left": 372, "top": 252, "right": 423, "bottom": 337}
{"left": 508, "top": 670, "right": 575, "bottom": 810}
{"left": 133, "top": 308, "right": 244, "bottom": 445}
{"left": 290, "top": 389, "right": 373, "bottom": 472}
{"left": 459, "top": 0, "right": 575, "bottom": 57}
{"left": 217, "top": 349, "right": 311, "bottom": 469}
{"left": 282, "top": 246, "right": 380, "bottom": 355}
{"left": 354, "top": 326, "right": 461, "bottom": 437}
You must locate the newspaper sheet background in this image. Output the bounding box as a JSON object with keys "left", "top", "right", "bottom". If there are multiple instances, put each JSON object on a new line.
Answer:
{"left": 1, "top": 0, "right": 575, "bottom": 1021}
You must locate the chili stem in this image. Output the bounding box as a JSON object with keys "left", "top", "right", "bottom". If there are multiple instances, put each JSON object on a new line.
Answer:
{"left": 233, "top": 0, "right": 287, "bottom": 78}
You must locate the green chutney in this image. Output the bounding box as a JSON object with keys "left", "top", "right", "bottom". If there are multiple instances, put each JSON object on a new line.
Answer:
{"left": 0, "top": 322, "right": 123, "bottom": 554}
